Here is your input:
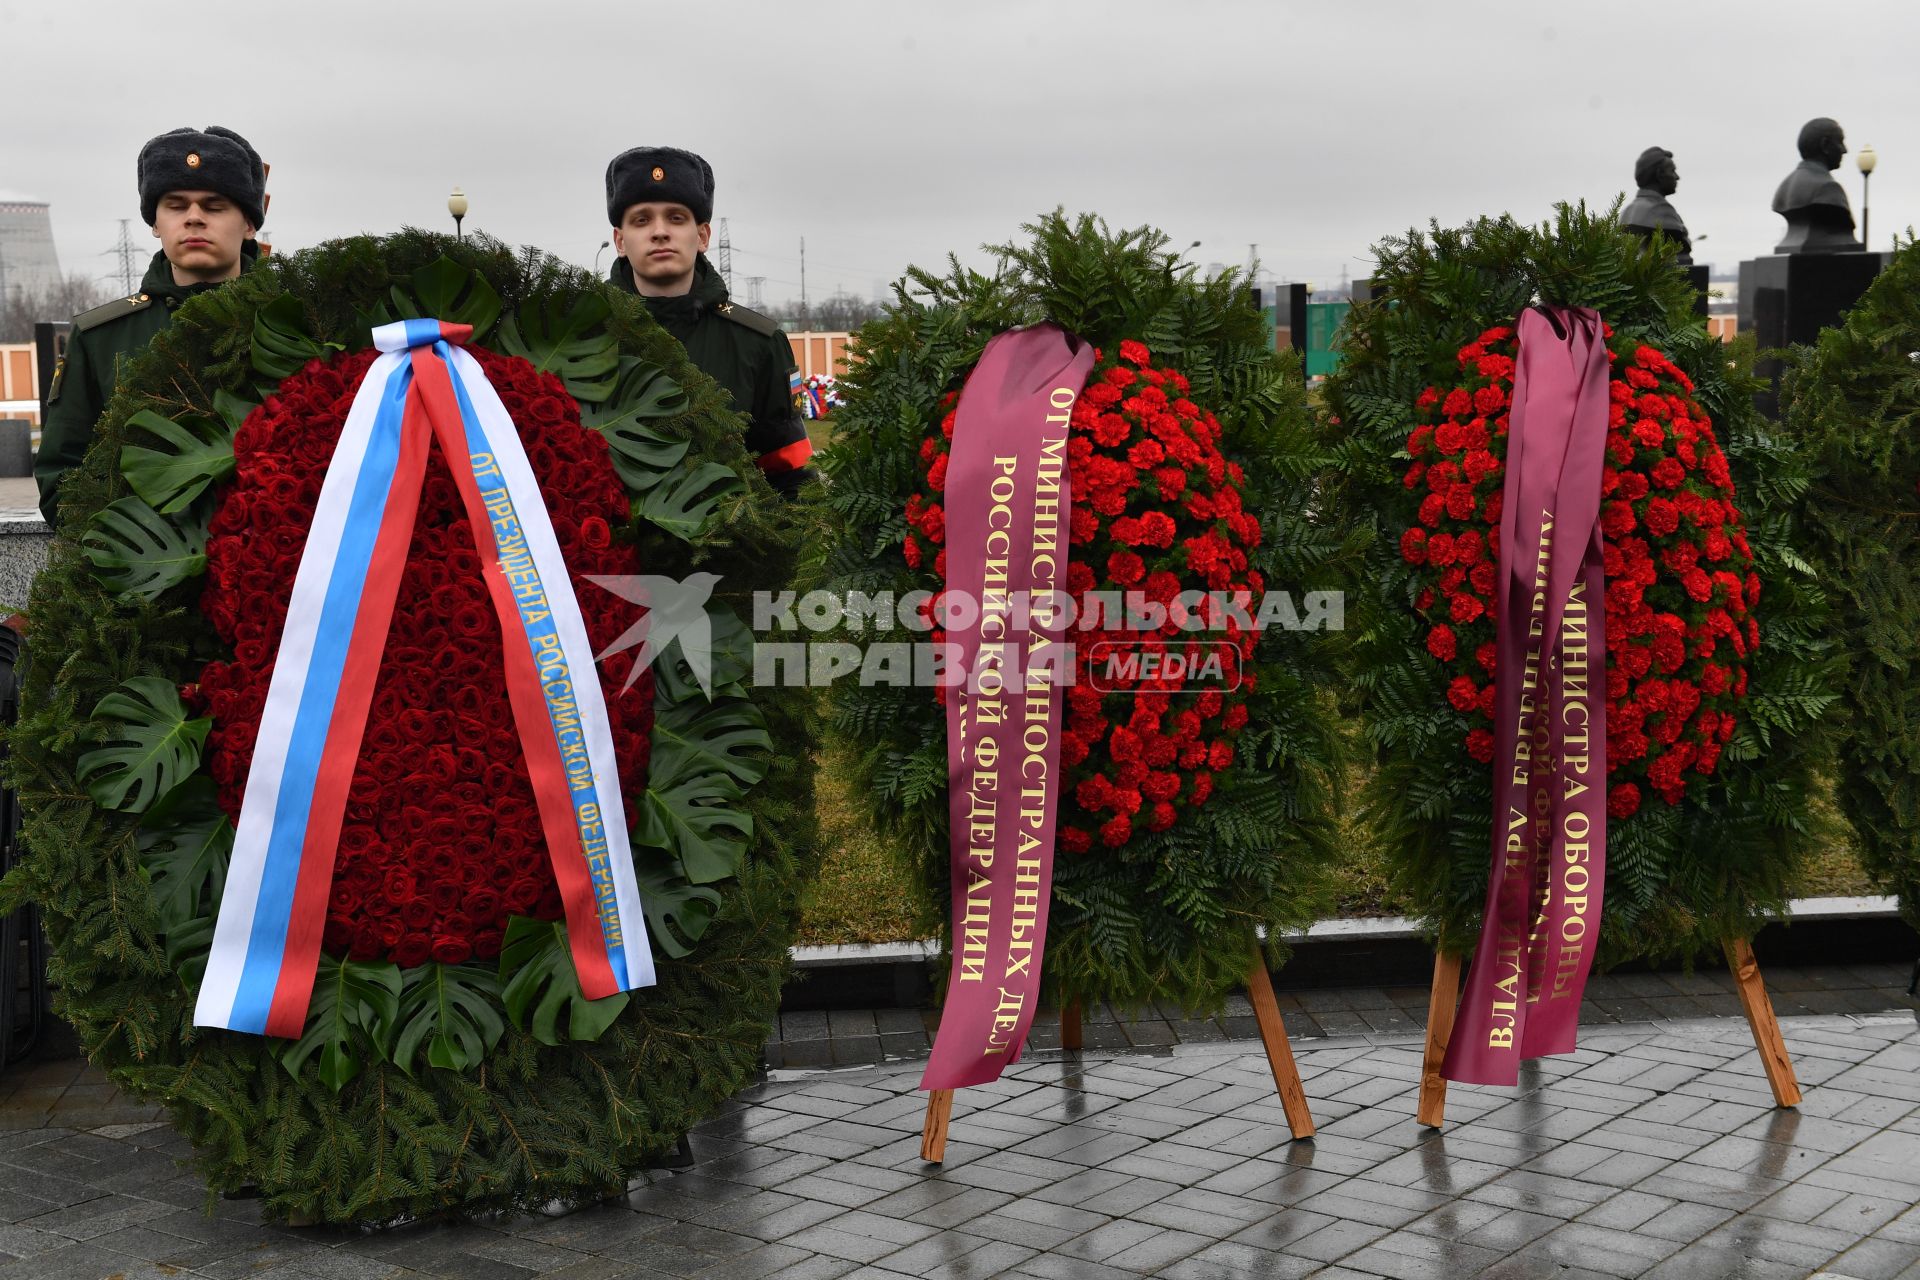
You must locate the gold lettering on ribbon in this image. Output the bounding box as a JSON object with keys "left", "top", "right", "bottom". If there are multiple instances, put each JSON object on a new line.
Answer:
{"left": 1487, "top": 511, "right": 1554, "bottom": 1050}
{"left": 1550, "top": 581, "right": 1593, "bottom": 997}
{"left": 958, "top": 386, "right": 1075, "bottom": 1057}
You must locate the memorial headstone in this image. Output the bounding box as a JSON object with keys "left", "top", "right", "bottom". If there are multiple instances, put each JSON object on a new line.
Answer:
{"left": 1739, "top": 118, "right": 1887, "bottom": 415}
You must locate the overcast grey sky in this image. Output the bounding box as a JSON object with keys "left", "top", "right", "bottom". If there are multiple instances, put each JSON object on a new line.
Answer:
{"left": 5, "top": 0, "right": 1916, "bottom": 304}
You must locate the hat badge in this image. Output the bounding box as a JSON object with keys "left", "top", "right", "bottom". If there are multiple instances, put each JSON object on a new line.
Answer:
{"left": 186, "top": 152, "right": 202, "bottom": 169}
{"left": 651, "top": 166, "right": 665, "bottom": 181}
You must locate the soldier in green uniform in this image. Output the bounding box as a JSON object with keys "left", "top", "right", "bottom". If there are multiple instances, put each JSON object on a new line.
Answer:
{"left": 36, "top": 125, "right": 266, "bottom": 525}
{"left": 604, "top": 147, "right": 816, "bottom": 496}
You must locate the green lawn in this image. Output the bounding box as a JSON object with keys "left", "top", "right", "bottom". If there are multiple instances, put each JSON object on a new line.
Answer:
{"left": 795, "top": 759, "right": 1881, "bottom": 946}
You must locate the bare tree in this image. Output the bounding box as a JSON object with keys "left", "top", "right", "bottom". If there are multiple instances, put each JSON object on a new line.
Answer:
{"left": 772, "top": 292, "right": 887, "bottom": 333}
{"left": 0, "top": 273, "right": 112, "bottom": 342}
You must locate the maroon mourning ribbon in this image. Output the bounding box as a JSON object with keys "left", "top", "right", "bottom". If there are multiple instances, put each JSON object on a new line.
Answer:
{"left": 922, "top": 326, "right": 1095, "bottom": 1091}
{"left": 1443, "top": 306, "right": 1611, "bottom": 1086}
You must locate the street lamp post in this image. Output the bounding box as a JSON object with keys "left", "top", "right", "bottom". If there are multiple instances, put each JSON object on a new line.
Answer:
{"left": 1857, "top": 145, "right": 1877, "bottom": 251}
{"left": 594, "top": 240, "right": 610, "bottom": 276}
{"left": 448, "top": 186, "right": 469, "bottom": 242}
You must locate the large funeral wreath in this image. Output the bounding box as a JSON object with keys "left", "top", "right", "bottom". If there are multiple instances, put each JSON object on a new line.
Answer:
{"left": 1782, "top": 241, "right": 1920, "bottom": 928}
{"left": 1322, "top": 204, "right": 1840, "bottom": 960}
{"left": 820, "top": 213, "right": 1345, "bottom": 1011}
{"left": 2, "top": 232, "right": 813, "bottom": 1223}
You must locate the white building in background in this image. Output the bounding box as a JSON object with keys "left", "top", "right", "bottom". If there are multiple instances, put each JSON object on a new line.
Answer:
{"left": 0, "top": 195, "right": 63, "bottom": 304}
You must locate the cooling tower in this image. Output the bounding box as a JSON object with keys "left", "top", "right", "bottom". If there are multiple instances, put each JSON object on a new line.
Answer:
{"left": 0, "top": 197, "right": 65, "bottom": 304}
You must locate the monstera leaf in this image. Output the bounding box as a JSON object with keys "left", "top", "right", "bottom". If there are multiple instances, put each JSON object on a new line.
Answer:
{"left": 83, "top": 497, "right": 209, "bottom": 601}
{"left": 497, "top": 291, "right": 620, "bottom": 401}
{"left": 393, "top": 963, "right": 505, "bottom": 1074}
{"left": 277, "top": 955, "right": 402, "bottom": 1093}
{"left": 391, "top": 255, "right": 503, "bottom": 341}
{"left": 635, "top": 864, "right": 723, "bottom": 960}
{"left": 649, "top": 698, "right": 771, "bottom": 790}
{"left": 585, "top": 357, "right": 692, "bottom": 486}
{"left": 119, "top": 409, "right": 236, "bottom": 514}
{"left": 634, "top": 462, "right": 741, "bottom": 542}
{"left": 138, "top": 776, "right": 232, "bottom": 927}
{"left": 497, "top": 917, "right": 629, "bottom": 1046}
{"left": 251, "top": 293, "right": 336, "bottom": 381}
{"left": 78, "top": 677, "right": 211, "bottom": 813}
{"left": 651, "top": 603, "right": 756, "bottom": 703}
{"left": 637, "top": 769, "right": 752, "bottom": 885}
{"left": 165, "top": 912, "right": 215, "bottom": 988}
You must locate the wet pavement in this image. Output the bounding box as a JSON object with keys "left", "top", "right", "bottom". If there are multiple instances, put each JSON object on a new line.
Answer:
{"left": 0, "top": 964, "right": 1916, "bottom": 1280}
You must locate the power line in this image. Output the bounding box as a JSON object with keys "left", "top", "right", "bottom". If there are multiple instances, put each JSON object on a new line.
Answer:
{"left": 731, "top": 245, "right": 892, "bottom": 280}
{"left": 102, "top": 219, "right": 138, "bottom": 295}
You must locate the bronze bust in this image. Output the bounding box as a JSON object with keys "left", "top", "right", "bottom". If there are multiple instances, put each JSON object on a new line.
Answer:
{"left": 1621, "top": 147, "right": 1692, "bottom": 264}
{"left": 1772, "top": 118, "right": 1862, "bottom": 254}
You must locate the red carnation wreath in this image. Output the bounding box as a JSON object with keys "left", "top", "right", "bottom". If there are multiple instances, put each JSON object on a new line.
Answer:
{"left": 1398, "top": 324, "right": 1761, "bottom": 816}
{"left": 192, "top": 347, "right": 655, "bottom": 968}
{"left": 902, "top": 339, "right": 1265, "bottom": 850}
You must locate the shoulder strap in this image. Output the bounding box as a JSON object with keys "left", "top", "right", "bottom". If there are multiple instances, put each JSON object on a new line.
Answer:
{"left": 711, "top": 301, "right": 780, "bottom": 338}
{"left": 72, "top": 293, "right": 155, "bottom": 333}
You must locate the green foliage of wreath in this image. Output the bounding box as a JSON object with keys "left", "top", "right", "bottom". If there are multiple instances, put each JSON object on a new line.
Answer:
{"left": 1, "top": 231, "right": 815, "bottom": 1224}
{"left": 1321, "top": 203, "right": 1841, "bottom": 960}
{"left": 1781, "top": 241, "right": 1920, "bottom": 928}
{"left": 814, "top": 212, "right": 1347, "bottom": 1012}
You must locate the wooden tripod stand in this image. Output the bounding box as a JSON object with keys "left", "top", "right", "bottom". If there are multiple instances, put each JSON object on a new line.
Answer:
{"left": 1416, "top": 937, "right": 1802, "bottom": 1127}
{"left": 921, "top": 947, "right": 1317, "bottom": 1162}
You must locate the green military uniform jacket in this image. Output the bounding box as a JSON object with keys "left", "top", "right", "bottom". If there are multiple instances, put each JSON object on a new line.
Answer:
{"left": 36, "top": 244, "right": 257, "bottom": 525}
{"left": 609, "top": 254, "right": 816, "bottom": 495}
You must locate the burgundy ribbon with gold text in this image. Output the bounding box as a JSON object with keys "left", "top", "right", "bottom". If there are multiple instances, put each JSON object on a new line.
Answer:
{"left": 1443, "top": 306, "right": 1611, "bottom": 1086}
{"left": 921, "top": 326, "right": 1095, "bottom": 1092}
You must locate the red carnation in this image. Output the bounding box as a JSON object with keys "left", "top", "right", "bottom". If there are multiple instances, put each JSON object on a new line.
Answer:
{"left": 1447, "top": 676, "right": 1479, "bottom": 712}
{"left": 1107, "top": 551, "right": 1147, "bottom": 586}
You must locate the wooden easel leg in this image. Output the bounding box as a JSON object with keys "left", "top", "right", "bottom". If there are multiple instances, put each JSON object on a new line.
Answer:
{"left": 1419, "top": 952, "right": 1463, "bottom": 1128}
{"left": 1246, "top": 952, "right": 1315, "bottom": 1140}
{"left": 1723, "top": 937, "right": 1802, "bottom": 1108}
{"left": 920, "top": 1089, "right": 954, "bottom": 1163}
{"left": 1061, "top": 999, "right": 1083, "bottom": 1052}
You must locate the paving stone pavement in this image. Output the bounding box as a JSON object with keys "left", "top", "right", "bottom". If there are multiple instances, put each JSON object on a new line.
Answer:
{"left": 0, "top": 968, "right": 1914, "bottom": 1279}
{"left": 771, "top": 961, "right": 1920, "bottom": 1071}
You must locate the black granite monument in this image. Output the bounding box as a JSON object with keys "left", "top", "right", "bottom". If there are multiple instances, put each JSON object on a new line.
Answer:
{"left": 1739, "top": 118, "right": 1886, "bottom": 415}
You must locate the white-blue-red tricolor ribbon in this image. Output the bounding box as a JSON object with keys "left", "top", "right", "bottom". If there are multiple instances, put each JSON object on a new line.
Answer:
{"left": 195, "top": 318, "right": 655, "bottom": 1038}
